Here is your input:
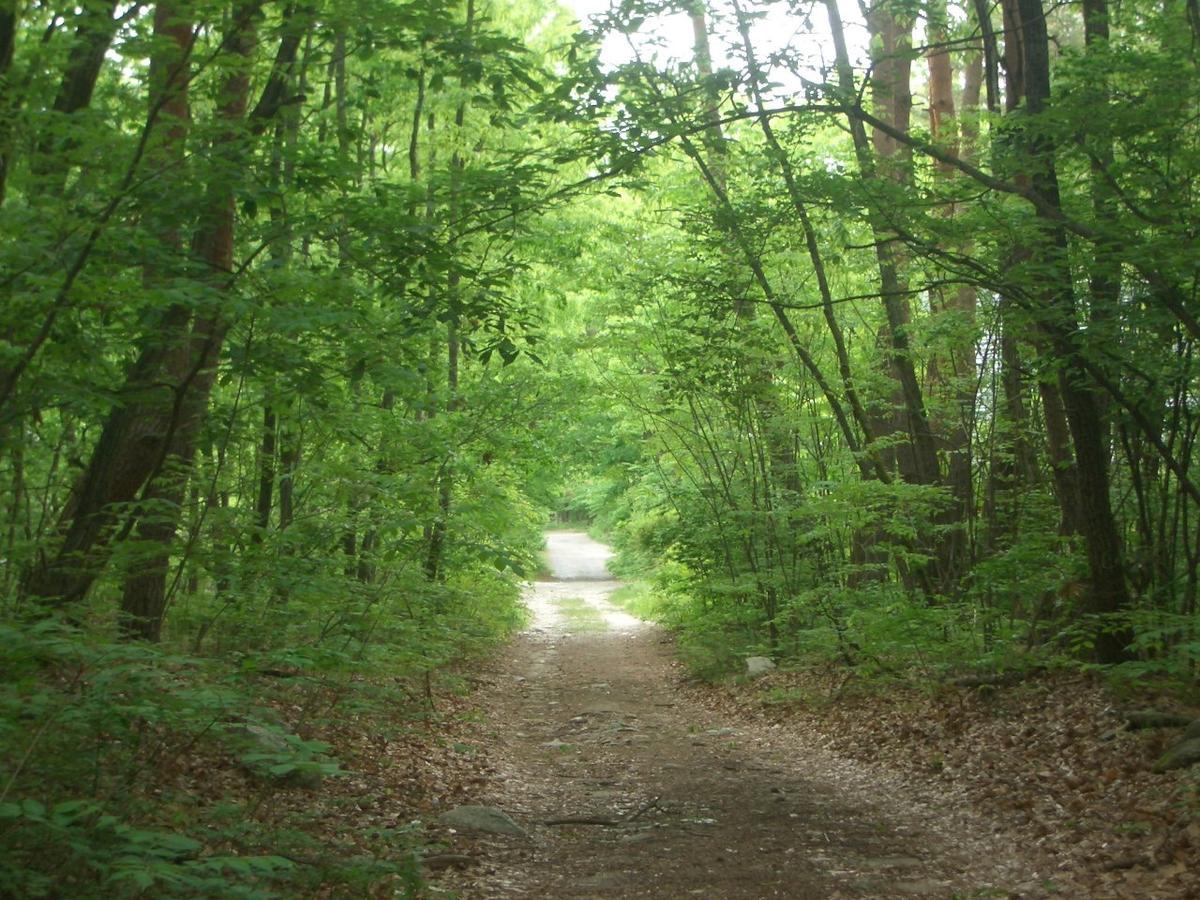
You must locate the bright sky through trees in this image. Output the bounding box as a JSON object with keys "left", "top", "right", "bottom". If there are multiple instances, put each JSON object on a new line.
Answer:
{"left": 563, "top": 0, "right": 869, "bottom": 96}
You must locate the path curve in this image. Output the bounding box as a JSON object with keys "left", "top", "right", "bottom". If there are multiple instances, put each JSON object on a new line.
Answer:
{"left": 432, "top": 532, "right": 1039, "bottom": 898}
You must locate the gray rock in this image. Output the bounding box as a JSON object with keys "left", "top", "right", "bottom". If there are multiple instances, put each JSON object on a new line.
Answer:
{"left": 1153, "top": 737, "right": 1200, "bottom": 773}
{"left": 589, "top": 788, "right": 624, "bottom": 800}
{"left": 582, "top": 700, "right": 623, "bottom": 714}
{"left": 1124, "top": 709, "right": 1193, "bottom": 729}
{"left": 861, "top": 856, "right": 923, "bottom": 870}
{"left": 438, "top": 805, "right": 527, "bottom": 837}
{"left": 895, "top": 879, "right": 948, "bottom": 895}
{"left": 1183, "top": 719, "right": 1200, "bottom": 741}
{"left": 745, "top": 656, "right": 777, "bottom": 678}
{"left": 576, "top": 873, "right": 625, "bottom": 890}
{"left": 620, "top": 830, "right": 656, "bottom": 844}
{"left": 849, "top": 880, "right": 887, "bottom": 894}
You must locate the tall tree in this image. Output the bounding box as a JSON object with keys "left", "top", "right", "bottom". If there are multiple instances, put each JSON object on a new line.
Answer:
{"left": 1009, "top": 0, "right": 1132, "bottom": 662}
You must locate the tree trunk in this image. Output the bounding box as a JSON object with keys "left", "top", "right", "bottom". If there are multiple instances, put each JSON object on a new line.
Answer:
{"left": 826, "top": 0, "right": 948, "bottom": 596}
{"left": 1081, "top": 0, "right": 1120, "bottom": 447}
{"left": 22, "top": 3, "right": 197, "bottom": 607}
{"left": 278, "top": 421, "right": 298, "bottom": 532}
{"left": 926, "top": 0, "right": 978, "bottom": 583}
{"left": 254, "top": 403, "right": 277, "bottom": 537}
{"left": 1011, "top": 0, "right": 1132, "bottom": 663}
{"left": 21, "top": 3, "right": 294, "bottom": 631}
{"left": 118, "top": 2, "right": 262, "bottom": 639}
{"left": 827, "top": 0, "right": 939, "bottom": 489}
{"left": 30, "top": 0, "right": 122, "bottom": 195}
{"left": 425, "top": 0, "right": 474, "bottom": 584}
{"left": 1039, "top": 376, "right": 1084, "bottom": 536}
{"left": 0, "top": 0, "right": 18, "bottom": 205}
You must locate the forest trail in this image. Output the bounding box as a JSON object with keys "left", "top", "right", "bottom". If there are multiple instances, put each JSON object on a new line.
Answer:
{"left": 431, "top": 532, "right": 1043, "bottom": 898}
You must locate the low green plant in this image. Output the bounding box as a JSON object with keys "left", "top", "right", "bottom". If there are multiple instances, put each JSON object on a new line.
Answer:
{"left": 607, "top": 581, "right": 662, "bottom": 620}
{"left": 0, "top": 605, "right": 508, "bottom": 897}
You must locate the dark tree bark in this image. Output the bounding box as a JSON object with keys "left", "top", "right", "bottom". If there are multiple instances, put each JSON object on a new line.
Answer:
{"left": 1010, "top": 0, "right": 1133, "bottom": 663}
{"left": 926, "top": 0, "right": 978, "bottom": 581}
{"left": 31, "top": 0, "right": 123, "bottom": 195}
{"left": 278, "top": 423, "right": 298, "bottom": 532}
{"left": 0, "top": 0, "right": 18, "bottom": 204}
{"left": 118, "top": 316, "right": 226, "bottom": 640}
{"left": 976, "top": 0, "right": 1036, "bottom": 556}
{"left": 21, "top": 3, "right": 302, "bottom": 636}
{"left": 1039, "top": 377, "right": 1084, "bottom": 536}
{"left": 826, "top": 0, "right": 952, "bottom": 597}
{"left": 22, "top": 3, "right": 196, "bottom": 608}
{"left": 254, "top": 404, "right": 277, "bottom": 537}
{"left": 971, "top": 0, "right": 1001, "bottom": 113}
{"left": 996, "top": 0, "right": 1086, "bottom": 539}
{"left": 827, "top": 0, "right": 939, "bottom": 490}
{"left": 1081, "top": 0, "right": 1120, "bottom": 444}
{"left": 1, "top": 1, "right": 124, "bottom": 203}
{"left": 118, "top": 2, "right": 263, "bottom": 640}
{"left": 425, "top": 0, "right": 474, "bottom": 585}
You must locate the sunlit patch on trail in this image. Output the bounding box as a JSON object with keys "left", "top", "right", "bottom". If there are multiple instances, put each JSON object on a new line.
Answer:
{"left": 553, "top": 595, "right": 607, "bottom": 633}
{"left": 522, "top": 531, "right": 644, "bottom": 634}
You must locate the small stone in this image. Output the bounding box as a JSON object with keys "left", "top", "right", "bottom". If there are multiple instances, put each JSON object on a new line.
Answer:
{"left": 895, "top": 879, "right": 946, "bottom": 895}
{"left": 861, "top": 856, "right": 923, "bottom": 871}
{"left": 583, "top": 701, "right": 623, "bottom": 714}
{"left": 849, "top": 880, "right": 886, "bottom": 893}
{"left": 576, "top": 873, "right": 625, "bottom": 890}
{"left": 1153, "top": 737, "right": 1200, "bottom": 772}
{"left": 544, "top": 739, "right": 573, "bottom": 750}
{"left": 620, "top": 830, "right": 656, "bottom": 844}
{"left": 1125, "top": 709, "right": 1193, "bottom": 729}
{"left": 438, "top": 805, "right": 527, "bottom": 837}
{"left": 745, "top": 656, "right": 777, "bottom": 678}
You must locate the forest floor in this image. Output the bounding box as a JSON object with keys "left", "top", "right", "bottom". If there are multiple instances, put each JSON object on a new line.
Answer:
{"left": 414, "top": 532, "right": 1198, "bottom": 899}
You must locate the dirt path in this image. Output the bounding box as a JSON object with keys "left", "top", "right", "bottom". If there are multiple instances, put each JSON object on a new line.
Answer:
{"left": 431, "top": 532, "right": 1044, "bottom": 898}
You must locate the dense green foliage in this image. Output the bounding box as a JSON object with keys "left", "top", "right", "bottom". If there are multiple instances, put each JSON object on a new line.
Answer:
{"left": 0, "top": 0, "right": 580, "bottom": 894}
{"left": 553, "top": 0, "right": 1200, "bottom": 681}
{"left": 1, "top": 0, "right": 1198, "bottom": 893}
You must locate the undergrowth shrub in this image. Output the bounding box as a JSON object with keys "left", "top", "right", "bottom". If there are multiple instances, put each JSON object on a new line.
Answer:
{"left": 597, "top": 458, "right": 1124, "bottom": 683}
{"left": 0, "top": 578, "right": 520, "bottom": 898}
